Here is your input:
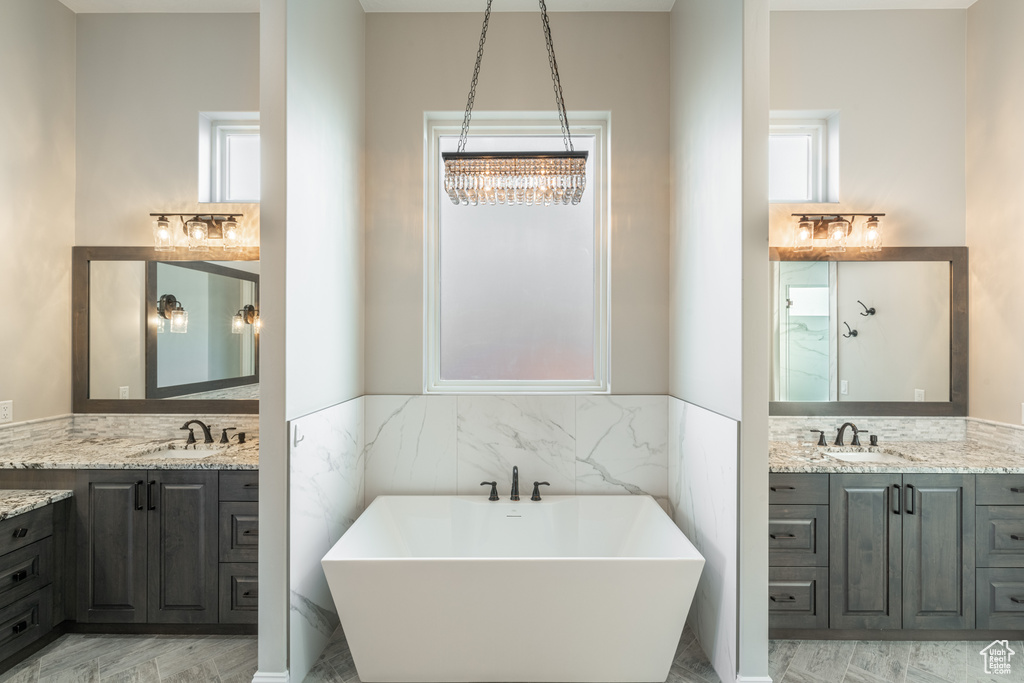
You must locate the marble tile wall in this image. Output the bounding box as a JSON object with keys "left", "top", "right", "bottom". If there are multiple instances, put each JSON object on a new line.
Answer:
{"left": 769, "top": 416, "right": 966, "bottom": 443}
{"left": 70, "top": 413, "right": 260, "bottom": 440}
{"left": 0, "top": 414, "right": 73, "bottom": 447}
{"left": 289, "top": 397, "right": 364, "bottom": 683}
{"left": 668, "top": 396, "right": 739, "bottom": 683}
{"left": 968, "top": 418, "right": 1024, "bottom": 454}
{"left": 362, "top": 395, "right": 668, "bottom": 506}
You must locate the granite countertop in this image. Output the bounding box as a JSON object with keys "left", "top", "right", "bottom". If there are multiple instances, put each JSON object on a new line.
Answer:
{"left": 0, "top": 489, "right": 73, "bottom": 521}
{"left": 0, "top": 437, "right": 259, "bottom": 470}
{"left": 770, "top": 440, "right": 1024, "bottom": 474}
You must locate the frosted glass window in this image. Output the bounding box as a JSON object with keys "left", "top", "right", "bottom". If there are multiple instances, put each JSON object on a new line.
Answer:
{"left": 438, "top": 134, "right": 597, "bottom": 382}
{"left": 788, "top": 286, "right": 829, "bottom": 317}
{"left": 769, "top": 134, "right": 812, "bottom": 202}
{"left": 225, "top": 134, "right": 260, "bottom": 202}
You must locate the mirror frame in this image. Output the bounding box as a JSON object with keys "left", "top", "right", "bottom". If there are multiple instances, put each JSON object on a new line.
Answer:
{"left": 769, "top": 246, "right": 967, "bottom": 417}
{"left": 72, "top": 246, "right": 260, "bottom": 414}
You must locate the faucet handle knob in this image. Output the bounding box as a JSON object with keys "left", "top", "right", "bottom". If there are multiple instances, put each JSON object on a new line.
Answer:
{"left": 181, "top": 427, "right": 196, "bottom": 445}
{"left": 809, "top": 429, "right": 827, "bottom": 446}
{"left": 221, "top": 427, "right": 237, "bottom": 444}
{"left": 852, "top": 431, "right": 867, "bottom": 447}
{"left": 480, "top": 481, "right": 499, "bottom": 501}
{"left": 531, "top": 482, "right": 550, "bottom": 501}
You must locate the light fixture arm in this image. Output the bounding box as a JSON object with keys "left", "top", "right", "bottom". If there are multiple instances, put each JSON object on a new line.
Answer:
{"left": 456, "top": 0, "right": 575, "bottom": 154}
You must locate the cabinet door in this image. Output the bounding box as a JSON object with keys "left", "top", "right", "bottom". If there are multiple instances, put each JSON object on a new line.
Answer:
{"left": 902, "top": 473, "right": 975, "bottom": 629}
{"left": 147, "top": 470, "right": 219, "bottom": 624}
{"left": 830, "top": 473, "right": 902, "bottom": 629}
{"left": 75, "top": 470, "right": 148, "bottom": 623}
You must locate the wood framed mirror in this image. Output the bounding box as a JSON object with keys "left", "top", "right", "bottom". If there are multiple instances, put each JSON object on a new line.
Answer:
{"left": 72, "top": 246, "right": 260, "bottom": 414}
{"left": 769, "top": 246, "right": 967, "bottom": 417}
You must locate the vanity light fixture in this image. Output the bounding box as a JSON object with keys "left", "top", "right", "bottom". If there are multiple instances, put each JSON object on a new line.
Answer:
{"left": 231, "top": 304, "right": 258, "bottom": 334}
{"left": 148, "top": 213, "right": 245, "bottom": 251}
{"left": 790, "top": 214, "right": 886, "bottom": 253}
{"left": 443, "top": 0, "right": 588, "bottom": 207}
{"left": 157, "top": 294, "right": 188, "bottom": 334}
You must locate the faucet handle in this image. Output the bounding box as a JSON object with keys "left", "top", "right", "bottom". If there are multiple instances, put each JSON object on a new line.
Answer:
{"left": 809, "top": 429, "right": 827, "bottom": 447}
{"left": 852, "top": 431, "right": 868, "bottom": 447}
{"left": 180, "top": 426, "right": 196, "bottom": 446}
{"left": 221, "top": 427, "right": 237, "bottom": 444}
{"left": 480, "top": 481, "right": 499, "bottom": 501}
{"left": 531, "top": 482, "right": 550, "bottom": 501}
{"left": 235, "top": 432, "right": 246, "bottom": 444}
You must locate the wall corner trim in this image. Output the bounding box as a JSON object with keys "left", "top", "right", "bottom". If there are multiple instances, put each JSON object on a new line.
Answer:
{"left": 252, "top": 672, "right": 290, "bottom": 683}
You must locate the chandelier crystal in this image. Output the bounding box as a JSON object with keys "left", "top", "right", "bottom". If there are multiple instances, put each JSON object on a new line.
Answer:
{"left": 444, "top": 0, "right": 587, "bottom": 207}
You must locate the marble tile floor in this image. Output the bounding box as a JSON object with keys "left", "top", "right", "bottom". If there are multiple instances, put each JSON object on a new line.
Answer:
{"left": 0, "top": 633, "right": 256, "bottom": 683}
{"left": 770, "top": 638, "right": 1024, "bottom": 683}
{"left": 304, "top": 624, "right": 723, "bottom": 683}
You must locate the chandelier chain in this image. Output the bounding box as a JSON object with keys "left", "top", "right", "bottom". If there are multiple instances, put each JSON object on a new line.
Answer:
{"left": 539, "top": 0, "right": 573, "bottom": 152}
{"left": 458, "top": 0, "right": 493, "bottom": 154}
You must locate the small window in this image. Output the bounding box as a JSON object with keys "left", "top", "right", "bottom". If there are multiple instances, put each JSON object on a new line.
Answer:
{"left": 425, "top": 115, "right": 609, "bottom": 393}
{"left": 199, "top": 112, "right": 260, "bottom": 203}
{"left": 769, "top": 111, "right": 839, "bottom": 203}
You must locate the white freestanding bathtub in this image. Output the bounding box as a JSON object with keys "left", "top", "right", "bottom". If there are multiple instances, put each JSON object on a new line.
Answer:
{"left": 321, "top": 495, "right": 705, "bottom": 683}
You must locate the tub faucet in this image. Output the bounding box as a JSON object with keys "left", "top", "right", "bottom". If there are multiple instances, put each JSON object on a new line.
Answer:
{"left": 181, "top": 419, "right": 215, "bottom": 445}
{"left": 511, "top": 466, "right": 520, "bottom": 501}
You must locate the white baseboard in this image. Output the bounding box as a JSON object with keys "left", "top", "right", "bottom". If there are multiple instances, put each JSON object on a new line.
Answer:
{"left": 735, "top": 675, "right": 774, "bottom": 682}
{"left": 251, "top": 672, "right": 289, "bottom": 683}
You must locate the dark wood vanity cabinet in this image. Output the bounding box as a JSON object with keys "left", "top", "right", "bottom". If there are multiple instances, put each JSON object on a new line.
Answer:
{"left": 771, "top": 472, "right": 976, "bottom": 634}
{"left": 76, "top": 470, "right": 219, "bottom": 624}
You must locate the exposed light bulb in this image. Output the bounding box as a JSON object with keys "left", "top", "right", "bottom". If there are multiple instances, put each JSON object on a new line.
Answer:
{"left": 153, "top": 217, "right": 173, "bottom": 251}
{"left": 170, "top": 309, "right": 188, "bottom": 333}
{"left": 794, "top": 217, "right": 814, "bottom": 252}
{"left": 232, "top": 313, "right": 245, "bottom": 334}
{"left": 222, "top": 220, "right": 241, "bottom": 250}
{"left": 861, "top": 216, "right": 883, "bottom": 252}
{"left": 826, "top": 219, "right": 849, "bottom": 253}
{"left": 187, "top": 220, "right": 209, "bottom": 251}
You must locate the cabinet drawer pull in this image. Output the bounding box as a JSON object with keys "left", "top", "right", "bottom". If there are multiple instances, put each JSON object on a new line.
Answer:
{"left": 241, "top": 529, "right": 258, "bottom": 536}
{"left": 11, "top": 621, "right": 27, "bottom": 635}
{"left": 892, "top": 484, "right": 901, "bottom": 515}
{"left": 770, "top": 595, "right": 796, "bottom": 603}
{"left": 770, "top": 486, "right": 796, "bottom": 491}
{"left": 243, "top": 483, "right": 259, "bottom": 489}
{"left": 147, "top": 480, "right": 156, "bottom": 510}
{"left": 1011, "top": 488, "right": 1024, "bottom": 493}
{"left": 1011, "top": 535, "right": 1024, "bottom": 541}
{"left": 1011, "top": 597, "right": 1024, "bottom": 604}
{"left": 12, "top": 528, "right": 28, "bottom": 539}
{"left": 10, "top": 569, "right": 28, "bottom": 583}
{"left": 906, "top": 484, "right": 915, "bottom": 515}
{"left": 242, "top": 590, "right": 258, "bottom": 598}
{"left": 135, "top": 480, "right": 144, "bottom": 511}
{"left": 769, "top": 533, "right": 796, "bottom": 539}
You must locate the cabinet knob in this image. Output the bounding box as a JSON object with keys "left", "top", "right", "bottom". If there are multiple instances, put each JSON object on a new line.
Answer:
{"left": 12, "top": 528, "right": 28, "bottom": 538}
{"left": 10, "top": 569, "right": 27, "bottom": 583}
{"left": 11, "top": 621, "right": 27, "bottom": 635}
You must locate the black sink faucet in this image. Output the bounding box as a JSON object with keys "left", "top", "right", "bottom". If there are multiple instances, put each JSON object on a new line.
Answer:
{"left": 834, "top": 422, "right": 861, "bottom": 447}
{"left": 181, "top": 419, "right": 215, "bottom": 445}
{"left": 511, "top": 466, "right": 520, "bottom": 501}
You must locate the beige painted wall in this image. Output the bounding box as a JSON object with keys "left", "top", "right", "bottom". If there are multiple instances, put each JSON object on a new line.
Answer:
{"left": 0, "top": 0, "right": 76, "bottom": 422}
{"left": 75, "top": 13, "right": 260, "bottom": 247}
{"left": 365, "top": 12, "right": 669, "bottom": 394}
{"left": 769, "top": 10, "right": 966, "bottom": 248}
{"left": 967, "top": 0, "right": 1024, "bottom": 424}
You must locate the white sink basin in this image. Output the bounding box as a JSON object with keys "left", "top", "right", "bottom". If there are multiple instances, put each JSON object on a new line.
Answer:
{"left": 137, "top": 446, "right": 222, "bottom": 460}
{"left": 822, "top": 448, "right": 915, "bottom": 465}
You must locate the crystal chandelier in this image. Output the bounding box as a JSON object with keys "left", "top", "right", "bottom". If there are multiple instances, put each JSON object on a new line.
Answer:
{"left": 443, "top": 0, "right": 588, "bottom": 207}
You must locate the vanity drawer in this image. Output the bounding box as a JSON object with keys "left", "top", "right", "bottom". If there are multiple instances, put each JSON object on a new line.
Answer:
{"left": 977, "top": 568, "right": 1024, "bottom": 629}
{"left": 976, "top": 475, "right": 1024, "bottom": 506}
{"left": 769, "top": 566, "right": 828, "bottom": 630}
{"left": 977, "top": 506, "right": 1024, "bottom": 567}
{"left": 219, "top": 502, "right": 258, "bottom": 563}
{"left": 0, "top": 586, "right": 52, "bottom": 664}
{"left": 0, "top": 538, "right": 52, "bottom": 610}
{"left": 769, "top": 505, "right": 828, "bottom": 567}
{"left": 219, "top": 563, "right": 258, "bottom": 624}
{"left": 769, "top": 473, "right": 829, "bottom": 505}
{"left": 220, "top": 471, "right": 259, "bottom": 502}
{"left": 0, "top": 507, "right": 53, "bottom": 556}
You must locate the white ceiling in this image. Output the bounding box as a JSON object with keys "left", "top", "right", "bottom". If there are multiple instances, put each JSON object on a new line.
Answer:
{"left": 57, "top": 0, "right": 979, "bottom": 12}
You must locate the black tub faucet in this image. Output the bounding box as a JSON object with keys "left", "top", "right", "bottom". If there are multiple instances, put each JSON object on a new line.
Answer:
{"left": 531, "top": 482, "right": 550, "bottom": 501}
{"left": 181, "top": 419, "right": 214, "bottom": 445}
{"left": 511, "top": 466, "right": 520, "bottom": 501}
{"left": 480, "top": 481, "right": 499, "bottom": 501}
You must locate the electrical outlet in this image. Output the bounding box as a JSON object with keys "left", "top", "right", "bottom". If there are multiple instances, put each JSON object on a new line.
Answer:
{"left": 915, "top": 389, "right": 926, "bottom": 402}
{"left": 0, "top": 401, "right": 12, "bottom": 424}
{"left": 840, "top": 380, "right": 848, "bottom": 395}
{"left": 119, "top": 386, "right": 130, "bottom": 400}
